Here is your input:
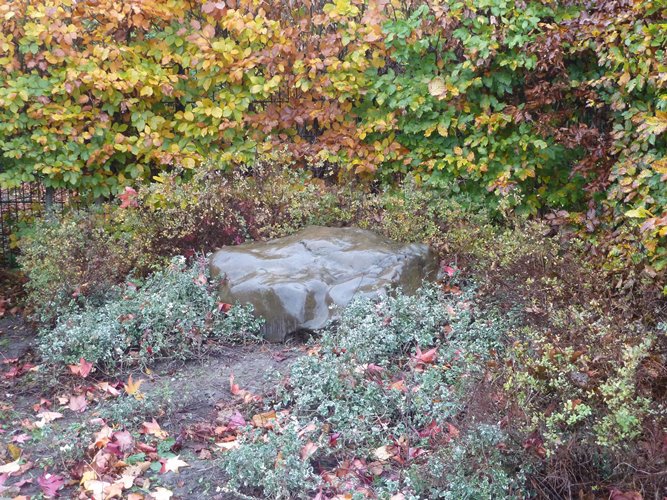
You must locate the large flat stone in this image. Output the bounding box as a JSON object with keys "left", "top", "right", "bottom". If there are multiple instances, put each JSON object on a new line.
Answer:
{"left": 210, "top": 226, "right": 437, "bottom": 341}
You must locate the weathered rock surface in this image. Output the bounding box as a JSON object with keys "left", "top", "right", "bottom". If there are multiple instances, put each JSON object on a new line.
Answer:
{"left": 210, "top": 226, "right": 437, "bottom": 341}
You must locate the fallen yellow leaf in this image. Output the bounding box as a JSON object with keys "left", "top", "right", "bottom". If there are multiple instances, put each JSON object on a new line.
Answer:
{"left": 124, "top": 375, "right": 144, "bottom": 399}
{"left": 7, "top": 443, "right": 21, "bottom": 460}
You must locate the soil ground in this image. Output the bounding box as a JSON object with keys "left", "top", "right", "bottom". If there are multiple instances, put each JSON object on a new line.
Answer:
{"left": 0, "top": 315, "right": 302, "bottom": 499}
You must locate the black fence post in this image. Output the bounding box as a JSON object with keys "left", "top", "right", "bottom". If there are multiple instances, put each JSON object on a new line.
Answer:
{"left": 0, "top": 184, "right": 71, "bottom": 268}
{"left": 44, "top": 187, "right": 55, "bottom": 214}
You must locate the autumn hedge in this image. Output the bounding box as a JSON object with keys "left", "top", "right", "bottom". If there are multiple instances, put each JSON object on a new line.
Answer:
{"left": 0, "top": 0, "right": 666, "bottom": 275}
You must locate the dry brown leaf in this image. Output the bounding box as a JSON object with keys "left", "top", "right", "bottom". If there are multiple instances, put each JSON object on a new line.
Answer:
{"left": 150, "top": 487, "right": 173, "bottom": 500}
{"left": 34, "top": 411, "right": 63, "bottom": 428}
{"left": 141, "top": 419, "right": 168, "bottom": 440}
{"left": 68, "top": 394, "right": 88, "bottom": 412}
{"left": 428, "top": 77, "right": 446, "bottom": 98}
{"left": 251, "top": 410, "right": 277, "bottom": 428}
{"left": 373, "top": 445, "right": 393, "bottom": 461}
{"left": 300, "top": 441, "right": 319, "bottom": 460}
{"left": 215, "top": 441, "right": 240, "bottom": 450}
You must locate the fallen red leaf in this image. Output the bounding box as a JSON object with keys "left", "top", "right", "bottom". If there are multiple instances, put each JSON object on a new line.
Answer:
{"left": 229, "top": 374, "right": 241, "bottom": 395}
{"left": 136, "top": 442, "right": 157, "bottom": 453}
{"left": 227, "top": 411, "right": 246, "bottom": 430}
{"left": 3, "top": 363, "right": 35, "bottom": 379}
{"left": 112, "top": 430, "right": 133, "bottom": 452}
{"left": 141, "top": 419, "right": 168, "bottom": 439}
{"left": 12, "top": 434, "right": 30, "bottom": 444}
{"left": 37, "top": 473, "right": 64, "bottom": 498}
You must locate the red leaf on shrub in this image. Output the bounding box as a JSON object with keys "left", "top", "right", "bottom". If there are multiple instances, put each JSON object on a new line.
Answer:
{"left": 413, "top": 346, "right": 437, "bottom": 367}
{"left": 389, "top": 379, "right": 407, "bottom": 392}
{"left": 610, "top": 490, "right": 642, "bottom": 500}
{"left": 312, "top": 490, "right": 327, "bottom": 500}
{"left": 446, "top": 423, "right": 460, "bottom": 439}
{"left": 418, "top": 421, "right": 442, "bottom": 438}
{"left": 218, "top": 302, "right": 232, "bottom": 313}
{"left": 119, "top": 186, "right": 138, "bottom": 209}
{"left": 523, "top": 433, "right": 546, "bottom": 459}
{"left": 366, "top": 364, "right": 384, "bottom": 375}
{"left": 441, "top": 264, "right": 456, "bottom": 277}
{"left": 37, "top": 473, "right": 64, "bottom": 498}
{"left": 329, "top": 432, "right": 341, "bottom": 447}
{"left": 365, "top": 364, "right": 384, "bottom": 381}
{"left": 300, "top": 441, "right": 318, "bottom": 460}
{"left": 68, "top": 358, "right": 93, "bottom": 378}
{"left": 407, "top": 447, "right": 426, "bottom": 460}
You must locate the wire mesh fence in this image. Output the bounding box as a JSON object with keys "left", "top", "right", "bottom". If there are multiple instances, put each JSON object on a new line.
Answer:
{"left": 0, "top": 185, "right": 71, "bottom": 267}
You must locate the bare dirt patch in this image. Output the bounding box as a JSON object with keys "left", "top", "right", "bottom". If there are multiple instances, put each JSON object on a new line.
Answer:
{"left": 0, "top": 316, "right": 302, "bottom": 499}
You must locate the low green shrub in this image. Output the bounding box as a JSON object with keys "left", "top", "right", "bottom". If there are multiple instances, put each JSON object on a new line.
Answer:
{"left": 223, "top": 422, "right": 322, "bottom": 499}
{"left": 222, "top": 285, "right": 517, "bottom": 498}
{"left": 406, "top": 424, "right": 527, "bottom": 499}
{"left": 38, "top": 256, "right": 263, "bottom": 368}
{"left": 505, "top": 308, "right": 659, "bottom": 458}
{"left": 17, "top": 154, "right": 472, "bottom": 324}
{"left": 17, "top": 210, "right": 145, "bottom": 323}
{"left": 98, "top": 386, "right": 175, "bottom": 428}
{"left": 494, "top": 249, "right": 666, "bottom": 496}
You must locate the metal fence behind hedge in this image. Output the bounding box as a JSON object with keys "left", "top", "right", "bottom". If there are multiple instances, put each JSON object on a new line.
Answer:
{"left": 0, "top": 86, "right": 323, "bottom": 268}
{"left": 0, "top": 185, "right": 70, "bottom": 267}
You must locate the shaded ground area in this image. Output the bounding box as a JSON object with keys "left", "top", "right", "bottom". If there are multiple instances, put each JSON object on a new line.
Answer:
{"left": 0, "top": 316, "right": 301, "bottom": 499}
{"left": 0, "top": 316, "right": 35, "bottom": 361}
